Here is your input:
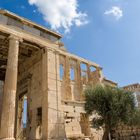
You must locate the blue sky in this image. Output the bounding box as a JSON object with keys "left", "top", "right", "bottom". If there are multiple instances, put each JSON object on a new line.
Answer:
{"left": 0, "top": 0, "right": 140, "bottom": 86}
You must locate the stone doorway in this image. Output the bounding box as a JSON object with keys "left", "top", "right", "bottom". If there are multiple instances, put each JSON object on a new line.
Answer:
{"left": 16, "top": 94, "right": 27, "bottom": 140}
{"left": 16, "top": 74, "right": 32, "bottom": 140}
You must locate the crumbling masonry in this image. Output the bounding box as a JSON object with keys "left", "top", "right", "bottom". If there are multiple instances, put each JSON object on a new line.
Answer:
{"left": 0, "top": 10, "right": 117, "bottom": 140}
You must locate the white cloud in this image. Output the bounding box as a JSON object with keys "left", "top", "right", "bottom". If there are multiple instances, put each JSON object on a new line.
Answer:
{"left": 104, "top": 6, "right": 123, "bottom": 20}
{"left": 28, "top": 0, "right": 88, "bottom": 33}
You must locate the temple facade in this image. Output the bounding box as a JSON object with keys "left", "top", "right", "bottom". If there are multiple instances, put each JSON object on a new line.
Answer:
{"left": 0, "top": 10, "right": 117, "bottom": 140}
{"left": 123, "top": 83, "right": 140, "bottom": 108}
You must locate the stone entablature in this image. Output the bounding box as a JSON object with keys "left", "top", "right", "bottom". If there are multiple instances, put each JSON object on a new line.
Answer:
{"left": 102, "top": 78, "right": 118, "bottom": 87}
{"left": 123, "top": 83, "right": 140, "bottom": 92}
{"left": 123, "top": 83, "right": 140, "bottom": 108}
{"left": 0, "top": 10, "right": 61, "bottom": 43}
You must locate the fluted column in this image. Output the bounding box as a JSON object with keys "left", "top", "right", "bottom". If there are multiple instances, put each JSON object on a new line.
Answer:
{"left": 0, "top": 35, "right": 20, "bottom": 140}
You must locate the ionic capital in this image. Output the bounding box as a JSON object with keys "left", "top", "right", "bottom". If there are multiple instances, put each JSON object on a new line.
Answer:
{"left": 9, "top": 35, "right": 23, "bottom": 42}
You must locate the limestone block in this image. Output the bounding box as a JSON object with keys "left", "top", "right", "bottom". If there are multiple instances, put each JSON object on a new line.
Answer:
{"left": 48, "top": 108, "right": 58, "bottom": 123}
{"left": 58, "top": 124, "right": 66, "bottom": 138}
{"left": 65, "top": 120, "right": 82, "bottom": 137}
{"left": 57, "top": 81, "right": 62, "bottom": 87}
{"left": 58, "top": 112, "right": 65, "bottom": 123}
{"left": 40, "top": 31, "right": 51, "bottom": 39}
{"left": 48, "top": 62, "right": 57, "bottom": 74}
{"left": 48, "top": 123, "right": 59, "bottom": 139}
{"left": 48, "top": 73, "right": 58, "bottom": 80}
{"left": 23, "top": 25, "right": 40, "bottom": 36}
{"left": 48, "top": 90, "right": 57, "bottom": 97}
{"left": 48, "top": 78, "right": 57, "bottom": 90}
{"left": 48, "top": 53, "right": 56, "bottom": 72}
{"left": 30, "top": 96, "right": 42, "bottom": 109}
{"left": 62, "top": 105, "right": 74, "bottom": 112}
{"left": 48, "top": 95, "right": 58, "bottom": 110}
{"left": 7, "top": 17, "right": 23, "bottom": 29}
{"left": 50, "top": 35, "right": 58, "bottom": 42}
{"left": 66, "top": 112, "right": 76, "bottom": 118}
{"left": 0, "top": 14, "right": 8, "bottom": 24}
{"left": 48, "top": 102, "right": 57, "bottom": 111}
{"left": 75, "top": 106, "right": 85, "bottom": 113}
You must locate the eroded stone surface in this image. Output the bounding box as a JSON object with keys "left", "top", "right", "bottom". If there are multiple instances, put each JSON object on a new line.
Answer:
{"left": 0, "top": 10, "right": 118, "bottom": 140}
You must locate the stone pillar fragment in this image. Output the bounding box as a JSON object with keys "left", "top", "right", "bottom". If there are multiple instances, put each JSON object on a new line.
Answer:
{"left": 41, "top": 49, "right": 48, "bottom": 140}
{"left": 65, "top": 56, "right": 71, "bottom": 100}
{"left": 0, "top": 35, "right": 20, "bottom": 140}
{"left": 0, "top": 81, "right": 4, "bottom": 127}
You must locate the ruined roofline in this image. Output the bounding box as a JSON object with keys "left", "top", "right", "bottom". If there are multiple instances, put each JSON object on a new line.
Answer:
{"left": 123, "top": 83, "right": 140, "bottom": 89}
{"left": 0, "top": 25, "right": 101, "bottom": 69}
{"left": 60, "top": 49, "right": 100, "bottom": 68}
{"left": 0, "top": 9, "right": 62, "bottom": 39}
{"left": 0, "top": 9, "right": 101, "bottom": 69}
{"left": 103, "top": 78, "right": 118, "bottom": 86}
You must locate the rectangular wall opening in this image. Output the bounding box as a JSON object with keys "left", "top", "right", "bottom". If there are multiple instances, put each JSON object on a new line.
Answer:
{"left": 23, "top": 96, "right": 27, "bottom": 128}
{"left": 90, "top": 66, "right": 96, "bottom": 72}
{"left": 37, "top": 107, "right": 42, "bottom": 123}
{"left": 70, "top": 67, "right": 75, "bottom": 81}
{"left": 36, "top": 107, "right": 42, "bottom": 139}
{"left": 80, "top": 63, "right": 88, "bottom": 84}
{"left": 60, "top": 64, "right": 64, "bottom": 80}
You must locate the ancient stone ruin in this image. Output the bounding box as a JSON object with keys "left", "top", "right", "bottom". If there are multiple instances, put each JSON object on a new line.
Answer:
{"left": 0, "top": 10, "right": 117, "bottom": 140}
{"left": 111, "top": 84, "right": 140, "bottom": 140}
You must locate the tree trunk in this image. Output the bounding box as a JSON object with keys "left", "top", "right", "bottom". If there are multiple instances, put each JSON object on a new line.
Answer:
{"left": 102, "top": 125, "right": 110, "bottom": 140}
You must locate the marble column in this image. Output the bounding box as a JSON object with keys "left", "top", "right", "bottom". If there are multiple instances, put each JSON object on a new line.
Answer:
{"left": 0, "top": 35, "right": 20, "bottom": 140}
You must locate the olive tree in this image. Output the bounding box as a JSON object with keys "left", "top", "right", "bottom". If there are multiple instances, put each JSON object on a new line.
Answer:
{"left": 84, "top": 85, "right": 136, "bottom": 140}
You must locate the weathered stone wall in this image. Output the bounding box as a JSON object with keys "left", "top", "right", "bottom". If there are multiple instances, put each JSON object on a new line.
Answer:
{"left": 0, "top": 35, "right": 104, "bottom": 140}
{"left": 16, "top": 47, "right": 104, "bottom": 140}
{"left": 112, "top": 125, "right": 140, "bottom": 140}
{"left": 112, "top": 84, "right": 140, "bottom": 140}
{"left": 17, "top": 51, "right": 43, "bottom": 140}
{"left": 0, "top": 10, "right": 107, "bottom": 140}
{"left": 47, "top": 49, "right": 65, "bottom": 140}
{"left": 0, "top": 13, "right": 59, "bottom": 43}
{"left": 57, "top": 54, "right": 104, "bottom": 139}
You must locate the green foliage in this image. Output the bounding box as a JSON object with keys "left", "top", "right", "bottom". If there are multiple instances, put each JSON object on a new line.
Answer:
{"left": 84, "top": 85, "right": 136, "bottom": 130}
{"left": 127, "top": 108, "right": 140, "bottom": 127}
{"left": 91, "top": 117, "right": 104, "bottom": 129}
